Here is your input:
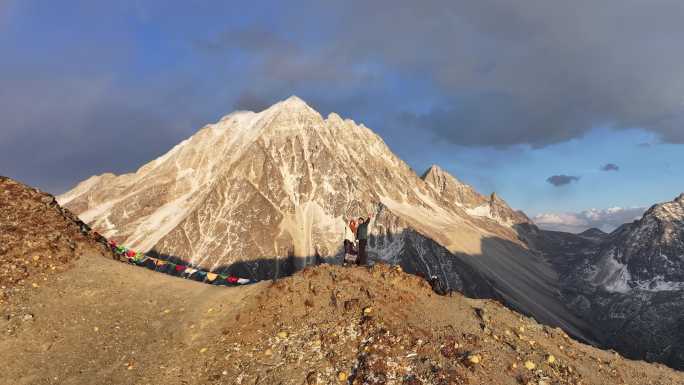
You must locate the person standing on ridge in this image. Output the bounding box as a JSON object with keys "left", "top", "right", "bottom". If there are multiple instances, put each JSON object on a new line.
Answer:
{"left": 343, "top": 218, "right": 359, "bottom": 265}
{"left": 356, "top": 214, "right": 372, "bottom": 266}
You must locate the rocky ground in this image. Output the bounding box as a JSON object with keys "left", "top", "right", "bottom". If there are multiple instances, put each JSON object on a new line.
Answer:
{"left": 0, "top": 176, "right": 113, "bottom": 307}
{"left": 2, "top": 257, "right": 683, "bottom": 385}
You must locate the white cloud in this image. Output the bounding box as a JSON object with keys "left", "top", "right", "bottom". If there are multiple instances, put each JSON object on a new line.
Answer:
{"left": 533, "top": 207, "right": 646, "bottom": 233}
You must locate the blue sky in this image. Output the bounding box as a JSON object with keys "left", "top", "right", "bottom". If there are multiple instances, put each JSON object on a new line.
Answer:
{"left": 1, "top": 1, "right": 683, "bottom": 230}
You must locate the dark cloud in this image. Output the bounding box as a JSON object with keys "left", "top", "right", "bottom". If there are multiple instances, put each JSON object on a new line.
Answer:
{"left": 601, "top": 163, "right": 620, "bottom": 172}
{"left": 4, "top": 1, "right": 684, "bottom": 195}
{"left": 0, "top": 71, "right": 211, "bottom": 193}
{"left": 233, "top": 91, "right": 274, "bottom": 112}
{"left": 546, "top": 175, "right": 580, "bottom": 187}
{"left": 200, "top": 0, "right": 684, "bottom": 147}
{"left": 196, "top": 26, "right": 291, "bottom": 53}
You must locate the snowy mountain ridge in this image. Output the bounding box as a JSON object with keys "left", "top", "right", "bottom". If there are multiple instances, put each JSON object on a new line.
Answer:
{"left": 593, "top": 193, "right": 684, "bottom": 293}
{"left": 537, "top": 193, "right": 684, "bottom": 368}
{"left": 58, "top": 96, "right": 528, "bottom": 267}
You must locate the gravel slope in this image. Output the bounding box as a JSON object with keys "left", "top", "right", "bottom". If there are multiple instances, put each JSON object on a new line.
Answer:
{"left": 2, "top": 258, "right": 683, "bottom": 385}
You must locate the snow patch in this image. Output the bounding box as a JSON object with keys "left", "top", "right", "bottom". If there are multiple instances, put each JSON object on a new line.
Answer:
{"left": 466, "top": 204, "right": 492, "bottom": 218}
{"left": 594, "top": 249, "right": 633, "bottom": 293}
{"left": 124, "top": 191, "right": 197, "bottom": 252}
{"left": 634, "top": 276, "right": 684, "bottom": 292}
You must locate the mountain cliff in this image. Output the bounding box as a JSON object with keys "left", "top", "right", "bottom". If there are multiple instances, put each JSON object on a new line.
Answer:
{"left": 593, "top": 193, "right": 684, "bottom": 291}
{"left": 421, "top": 164, "right": 532, "bottom": 228}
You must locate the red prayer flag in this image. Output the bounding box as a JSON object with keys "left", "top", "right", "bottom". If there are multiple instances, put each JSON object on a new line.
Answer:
{"left": 175, "top": 265, "right": 186, "bottom": 272}
{"left": 227, "top": 276, "right": 238, "bottom": 283}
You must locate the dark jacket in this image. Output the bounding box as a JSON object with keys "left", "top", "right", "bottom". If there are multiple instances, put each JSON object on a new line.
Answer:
{"left": 356, "top": 218, "right": 371, "bottom": 240}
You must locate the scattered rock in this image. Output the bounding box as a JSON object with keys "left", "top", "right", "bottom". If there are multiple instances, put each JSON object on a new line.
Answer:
{"left": 466, "top": 353, "right": 482, "bottom": 366}
{"left": 337, "top": 371, "right": 348, "bottom": 382}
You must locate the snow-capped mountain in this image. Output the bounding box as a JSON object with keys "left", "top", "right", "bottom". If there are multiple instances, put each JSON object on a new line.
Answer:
{"left": 59, "top": 97, "right": 491, "bottom": 267}
{"left": 590, "top": 193, "right": 684, "bottom": 293}
{"left": 58, "top": 96, "right": 590, "bottom": 340}
{"left": 537, "top": 194, "right": 684, "bottom": 369}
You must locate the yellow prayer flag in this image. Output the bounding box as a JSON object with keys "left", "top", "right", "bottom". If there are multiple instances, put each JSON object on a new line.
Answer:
{"left": 206, "top": 272, "right": 218, "bottom": 282}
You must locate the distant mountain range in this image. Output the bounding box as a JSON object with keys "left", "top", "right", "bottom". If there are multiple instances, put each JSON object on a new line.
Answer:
{"left": 58, "top": 96, "right": 684, "bottom": 369}
{"left": 533, "top": 207, "right": 647, "bottom": 234}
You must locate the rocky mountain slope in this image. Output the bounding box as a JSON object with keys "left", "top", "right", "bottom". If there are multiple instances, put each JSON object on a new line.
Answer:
{"left": 422, "top": 165, "right": 531, "bottom": 228}
{"left": 57, "top": 97, "right": 529, "bottom": 268}
{"left": 537, "top": 194, "right": 684, "bottom": 369}
{"left": 0, "top": 176, "right": 112, "bottom": 307}
{"left": 57, "top": 97, "right": 591, "bottom": 342}
{"left": 596, "top": 193, "right": 684, "bottom": 291}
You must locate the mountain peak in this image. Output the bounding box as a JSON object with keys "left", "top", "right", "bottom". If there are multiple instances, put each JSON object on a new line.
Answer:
{"left": 427, "top": 164, "right": 443, "bottom": 173}
{"left": 262, "top": 95, "right": 321, "bottom": 121}
{"left": 275, "top": 95, "right": 312, "bottom": 110}
{"left": 421, "top": 164, "right": 463, "bottom": 185}
{"left": 421, "top": 164, "right": 445, "bottom": 179}
{"left": 645, "top": 193, "right": 684, "bottom": 223}
{"left": 579, "top": 227, "right": 607, "bottom": 237}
